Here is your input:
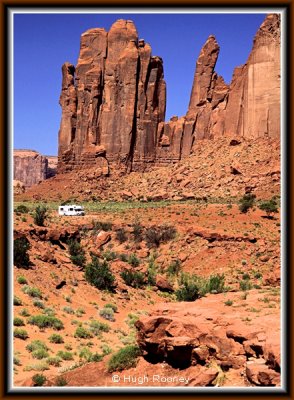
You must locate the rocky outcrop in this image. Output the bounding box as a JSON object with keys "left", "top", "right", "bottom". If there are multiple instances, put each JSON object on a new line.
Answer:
{"left": 135, "top": 295, "right": 281, "bottom": 386}
{"left": 14, "top": 150, "right": 57, "bottom": 188}
{"left": 58, "top": 14, "right": 280, "bottom": 172}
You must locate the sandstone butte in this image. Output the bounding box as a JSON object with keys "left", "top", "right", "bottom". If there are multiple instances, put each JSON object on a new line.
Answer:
{"left": 57, "top": 14, "right": 280, "bottom": 174}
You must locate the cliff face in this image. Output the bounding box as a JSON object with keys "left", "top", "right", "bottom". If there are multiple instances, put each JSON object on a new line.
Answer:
{"left": 58, "top": 14, "right": 280, "bottom": 172}
{"left": 13, "top": 151, "right": 57, "bottom": 188}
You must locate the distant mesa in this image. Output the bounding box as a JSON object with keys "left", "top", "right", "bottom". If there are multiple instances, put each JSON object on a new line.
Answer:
{"left": 13, "top": 150, "right": 57, "bottom": 189}
{"left": 57, "top": 14, "right": 280, "bottom": 174}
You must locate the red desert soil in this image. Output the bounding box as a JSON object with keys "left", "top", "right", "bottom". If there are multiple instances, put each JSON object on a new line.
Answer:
{"left": 13, "top": 200, "right": 281, "bottom": 387}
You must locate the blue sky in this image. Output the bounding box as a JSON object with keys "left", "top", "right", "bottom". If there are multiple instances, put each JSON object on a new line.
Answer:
{"left": 13, "top": 12, "right": 266, "bottom": 155}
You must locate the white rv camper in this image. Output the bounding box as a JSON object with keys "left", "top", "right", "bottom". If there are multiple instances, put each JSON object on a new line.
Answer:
{"left": 58, "top": 205, "right": 85, "bottom": 216}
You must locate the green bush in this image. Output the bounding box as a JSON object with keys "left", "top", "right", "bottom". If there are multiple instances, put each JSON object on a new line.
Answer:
{"left": 206, "top": 273, "right": 226, "bottom": 294}
{"left": 32, "top": 373, "right": 47, "bottom": 387}
{"left": 85, "top": 256, "right": 115, "bottom": 291}
{"left": 107, "top": 345, "right": 141, "bottom": 372}
{"left": 116, "top": 228, "right": 128, "bottom": 243}
{"left": 147, "top": 262, "right": 156, "bottom": 286}
{"left": 17, "top": 275, "right": 28, "bottom": 285}
{"left": 22, "top": 285, "right": 42, "bottom": 298}
{"left": 89, "top": 320, "right": 110, "bottom": 336}
{"left": 19, "top": 308, "right": 30, "bottom": 317}
{"left": 33, "top": 299, "right": 45, "bottom": 309}
{"left": 55, "top": 376, "right": 68, "bottom": 386}
{"left": 145, "top": 225, "right": 177, "bottom": 248}
{"left": 105, "top": 303, "right": 118, "bottom": 313}
{"left": 239, "top": 194, "right": 256, "bottom": 214}
{"left": 26, "top": 340, "right": 48, "bottom": 353}
{"left": 49, "top": 334, "right": 64, "bottom": 344}
{"left": 132, "top": 220, "right": 143, "bottom": 243}
{"left": 33, "top": 205, "right": 48, "bottom": 226}
{"left": 14, "top": 328, "right": 29, "bottom": 340}
{"left": 56, "top": 351, "right": 74, "bottom": 361}
{"left": 258, "top": 198, "right": 278, "bottom": 218}
{"left": 74, "top": 326, "right": 93, "bottom": 339}
{"left": 120, "top": 270, "right": 145, "bottom": 288}
{"left": 79, "top": 347, "right": 103, "bottom": 362}
{"left": 14, "top": 204, "right": 29, "bottom": 214}
{"left": 28, "top": 315, "right": 64, "bottom": 330}
{"left": 224, "top": 299, "right": 233, "bottom": 306}
{"left": 14, "top": 237, "right": 31, "bottom": 268}
{"left": 68, "top": 239, "right": 86, "bottom": 268}
{"left": 102, "top": 250, "right": 117, "bottom": 261}
{"left": 166, "top": 259, "right": 182, "bottom": 276}
{"left": 127, "top": 253, "right": 140, "bottom": 267}
{"left": 13, "top": 317, "right": 25, "bottom": 326}
{"left": 99, "top": 307, "right": 115, "bottom": 322}
{"left": 13, "top": 296, "right": 22, "bottom": 306}
{"left": 240, "top": 280, "right": 252, "bottom": 291}
{"left": 175, "top": 274, "right": 201, "bottom": 302}
{"left": 63, "top": 306, "right": 75, "bottom": 315}
{"left": 32, "top": 348, "right": 49, "bottom": 360}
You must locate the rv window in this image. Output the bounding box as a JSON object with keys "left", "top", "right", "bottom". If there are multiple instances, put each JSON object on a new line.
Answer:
{"left": 60, "top": 207, "right": 64, "bottom": 210}
{"left": 69, "top": 208, "right": 73, "bottom": 211}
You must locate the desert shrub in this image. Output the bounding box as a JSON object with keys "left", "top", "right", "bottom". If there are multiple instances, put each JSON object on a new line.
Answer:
{"left": 13, "top": 295, "right": 22, "bottom": 306}
{"left": 26, "top": 340, "right": 48, "bottom": 353}
{"left": 104, "top": 303, "right": 118, "bottom": 313}
{"left": 145, "top": 225, "right": 177, "bottom": 248}
{"left": 125, "top": 313, "right": 139, "bottom": 328}
{"left": 115, "top": 228, "right": 128, "bottom": 243}
{"left": 22, "top": 285, "right": 42, "bottom": 298}
{"left": 17, "top": 275, "right": 28, "bottom": 285}
{"left": 63, "top": 306, "right": 75, "bottom": 315}
{"left": 118, "top": 253, "right": 128, "bottom": 262}
{"left": 28, "top": 315, "right": 64, "bottom": 330}
{"left": 99, "top": 307, "right": 115, "bottom": 322}
{"left": 224, "top": 299, "right": 233, "bottom": 306}
{"left": 43, "top": 307, "right": 56, "bottom": 316}
{"left": 68, "top": 239, "right": 86, "bottom": 268}
{"left": 102, "top": 250, "right": 117, "bottom": 261}
{"left": 14, "top": 356, "right": 21, "bottom": 366}
{"left": 175, "top": 275, "right": 201, "bottom": 302}
{"left": 89, "top": 320, "right": 110, "bottom": 336}
{"left": 19, "top": 308, "right": 30, "bottom": 317}
{"left": 56, "top": 351, "right": 74, "bottom": 361}
{"left": 14, "top": 204, "right": 29, "bottom": 214}
{"left": 93, "top": 220, "right": 113, "bottom": 232}
{"left": 240, "top": 280, "right": 252, "bottom": 291}
{"left": 239, "top": 194, "right": 256, "bottom": 213}
{"left": 101, "top": 344, "right": 112, "bottom": 356}
{"left": 107, "top": 345, "right": 141, "bottom": 372}
{"left": 14, "top": 237, "right": 31, "bottom": 268}
{"left": 166, "top": 259, "right": 182, "bottom": 276}
{"left": 55, "top": 376, "right": 68, "bottom": 386}
{"left": 47, "top": 357, "right": 62, "bottom": 367}
{"left": 79, "top": 347, "right": 103, "bottom": 362}
{"left": 14, "top": 328, "right": 29, "bottom": 340}
{"left": 33, "top": 205, "right": 48, "bottom": 226}
{"left": 32, "top": 348, "right": 49, "bottom": 360}
{"left": 74, "top": 326, "right": 93, "bottom": 339}
{"left": 132, "top": 219, "right": 143, "bottom": 243}
{"left": 85, "top": 256, "right": 115, "bottom": 291}
{"left": 127, "top": 253, "right": 140, "bottom": 267}
{"left": 206, "top": 273, "right": 226, "bottom": 294}
{"left": 146, "top": 261, "right": 157, "bottom": 286}
{"left": 33, "top": 299, "right": 45, "bottom": 309}
{"left": 24, "top": 361, "right": 49, "bottom": 372}
{"left": 32, "top": 373, "right": 46, "bottom": 387}
{"left": 120, "top": 270, "right": 145, "bottom": 288}
{"left": 258, "top": 198, "right": 278, "bottom": 218}
{"left": 49, "top": 334, "right": 64, "bottom": 344}
{"left": 13, "top": 317, "right": 25, "bottom": 326}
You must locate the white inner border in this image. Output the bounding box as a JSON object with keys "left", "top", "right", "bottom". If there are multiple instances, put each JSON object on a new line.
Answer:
{"left": 8, "top": 6, "right": 287, "bottom": 393}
